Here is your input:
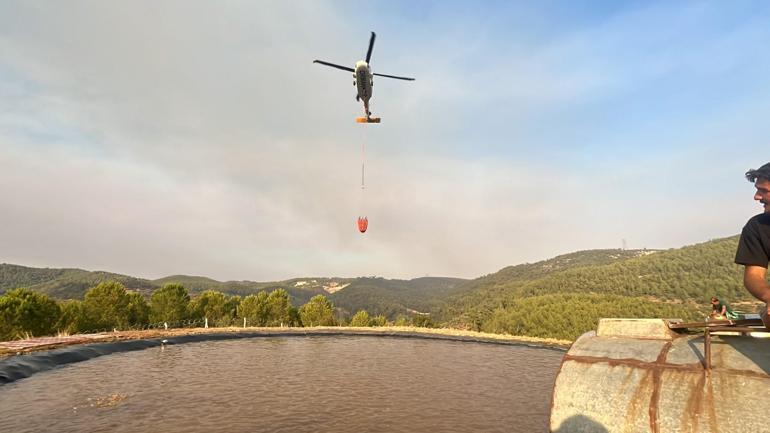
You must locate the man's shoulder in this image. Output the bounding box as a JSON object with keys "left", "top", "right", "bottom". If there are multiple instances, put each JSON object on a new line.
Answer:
{"left": 745, "top": 213, "right": 770, "bottom": 228}
{"left": 737, "top": 213, "right": 770, "bottom": 266}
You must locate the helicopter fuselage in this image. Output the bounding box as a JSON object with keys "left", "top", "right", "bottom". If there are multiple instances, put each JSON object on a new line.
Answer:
{"left": 354, "top": 60, "right": 373, "bottom": 115}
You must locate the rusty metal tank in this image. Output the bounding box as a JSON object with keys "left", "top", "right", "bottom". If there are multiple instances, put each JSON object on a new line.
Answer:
{"left": 550, "top": 318, "right": 770, "bottom": 433}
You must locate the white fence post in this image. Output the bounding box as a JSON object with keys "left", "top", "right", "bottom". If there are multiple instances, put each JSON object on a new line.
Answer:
{"left": 243, "top": 317, "right": 247, "bottom": 328}
{"left": 205, "top": 317, "right": 209, "bottom": 328}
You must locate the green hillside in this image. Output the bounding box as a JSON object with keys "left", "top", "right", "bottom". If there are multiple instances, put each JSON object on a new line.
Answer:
{"left": 153, "top": 276, "right": 339, "bottom": 306}
{"left": 152, "top": 275, "right": 226, "bottom": 291}
{"left": 465, "top": 293, "right": 704, "bottom": 340}
{"left": 329, "top": 277, "right": 467, "bottom": 318}
{"left": 445, "top": 249, "right": 656, "bottom": 311}
{"left": 0, "top": 265, "right": 464, "bottom": 319}
{"left": 0, "top": 264, "right": 156, "bottom": 299}
{"left": 2, "top": 235, "right": 761, "bottom": 341}
{"left": 0, "top": 264, "right": 69, "bottom": 290}
{"left": 438, "top": 236, "right": 759, "bottom": 339}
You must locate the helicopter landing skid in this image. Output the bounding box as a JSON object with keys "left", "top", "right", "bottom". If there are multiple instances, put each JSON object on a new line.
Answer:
{"left": 356, "top": 116, "right": 381, "bottom": 123}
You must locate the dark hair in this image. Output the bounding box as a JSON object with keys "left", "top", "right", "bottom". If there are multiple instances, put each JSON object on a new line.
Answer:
{"left": 746, "top": 162, "right": 770, "bottom": 183}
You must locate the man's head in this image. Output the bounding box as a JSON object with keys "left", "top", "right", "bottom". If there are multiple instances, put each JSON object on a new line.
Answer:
{"left": 746, "top": 162, "right": 770, "bottom": 214}
{"left": 711, "top": 297, "right": 719, "bottom": 305}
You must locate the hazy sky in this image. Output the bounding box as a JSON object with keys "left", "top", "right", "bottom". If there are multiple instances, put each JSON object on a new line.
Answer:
{"left": 1, "top": 1, "right": 769, "bottom": 281}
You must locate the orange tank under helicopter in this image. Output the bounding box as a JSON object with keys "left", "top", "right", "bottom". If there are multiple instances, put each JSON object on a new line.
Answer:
{"left": 357, "top": 216, "right": 368, "bottom": 233}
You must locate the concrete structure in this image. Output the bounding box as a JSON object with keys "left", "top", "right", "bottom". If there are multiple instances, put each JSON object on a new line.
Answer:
{"left": 550, "top": 318, "right": 770, "bottom": 433}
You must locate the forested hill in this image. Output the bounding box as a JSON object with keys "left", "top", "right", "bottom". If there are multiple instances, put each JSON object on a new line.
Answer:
{"left": 0, "top": 264, "right": 156, "bottom": 299}
{"left": 438, "top": 236, "right": 755, "bottom": 339}
{"left": 0, "top": 265, "right": 334, "bottom": 302}
{"left": 0, "top": 264, "right": 466, "bottom": 318}
{"left": 449, "top": 248, "right": 657, "bottom": 303}
{"left": 150, "top": 275, "right": 334, "bottom": 305}
{"left": 151, "top": 276, "right": 468, "bottom": 318}
{"left": 329, "top": 277, "right": 468, "bottom": 318}
{"left": 1, "top": 235, "right": 757, "bottom": 340}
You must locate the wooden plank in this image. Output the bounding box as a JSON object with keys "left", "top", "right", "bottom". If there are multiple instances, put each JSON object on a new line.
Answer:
{"left": 705, "top": 326, "right": 768, "bottom": 333}
{"left": 667, "top": 318, "right": 763, "bottom": 329}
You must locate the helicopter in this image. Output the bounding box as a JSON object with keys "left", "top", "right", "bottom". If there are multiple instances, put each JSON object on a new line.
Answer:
{"left": 314, "top": 32, "right": 414, "bottom": 123}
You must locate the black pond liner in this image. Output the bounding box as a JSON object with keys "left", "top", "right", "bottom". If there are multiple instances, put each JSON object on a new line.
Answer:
{"left": 0, "top": 331, "right": 566, "bottom": 385}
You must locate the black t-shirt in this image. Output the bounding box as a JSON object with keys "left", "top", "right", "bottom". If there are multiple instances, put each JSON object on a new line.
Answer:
{"left": 735, "top": 213, "right": 770, "bottom": 268}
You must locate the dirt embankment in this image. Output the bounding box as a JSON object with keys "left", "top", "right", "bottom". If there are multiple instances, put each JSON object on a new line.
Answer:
{"left": 0, "top": 326, "right": 571, "bottom": 358}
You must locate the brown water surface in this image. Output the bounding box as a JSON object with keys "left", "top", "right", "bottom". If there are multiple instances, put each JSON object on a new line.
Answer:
{"left": 0, "top": 336, "right": 563, "bottom": 432}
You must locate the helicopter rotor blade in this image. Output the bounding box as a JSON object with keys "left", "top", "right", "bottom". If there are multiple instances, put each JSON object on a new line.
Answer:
{"left": 365, "top": 32, "right": 376, "bottom": 64}
{"left": 313, "top": 60, "right": 355, "bottom": 73}
{"left": 372, "top": 72, "right": 415, "bottom": 81}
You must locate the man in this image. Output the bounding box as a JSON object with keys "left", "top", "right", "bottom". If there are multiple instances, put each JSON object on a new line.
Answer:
{"left": 735, "top": 162, "right": 770, "bottom": 329}
{"left": 710, "top": 296, "right": 738, "bottom": 320}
